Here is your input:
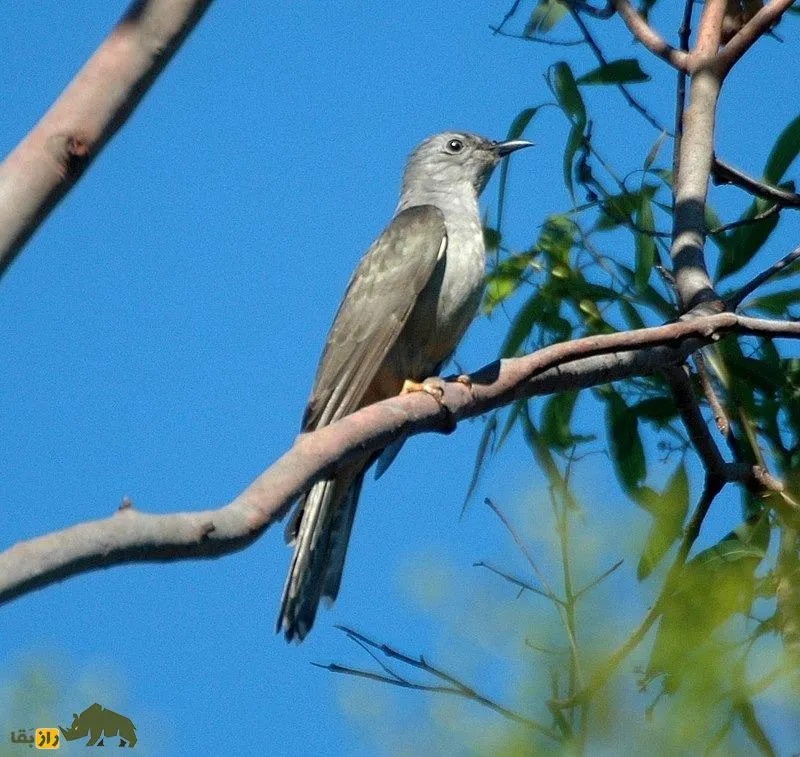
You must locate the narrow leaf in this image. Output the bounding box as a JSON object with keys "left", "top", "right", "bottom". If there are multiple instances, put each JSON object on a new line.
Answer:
{"left": 747, "top": 288, "right": 800, "bottom": 315}
{"left": 500, "top": 294, "right": 543, "bottom": 357}
{"left": 634, "top": 195, "right": 656, "bottom": 290}
{"left": 550, "top": 61, "right": 586, "bottom": 127}
{"left": 506, "top": 107, "right": 540, "bottom": 140}
{"left": 717, "top": 198, "right": 779, "bottom": 280}
{"left": 462, "top": 414, "right": 498, "bottom": 514}
{"left": 541, "top": 391, "right": 579, "bottom": 449}
{"left": 637, "top": 462, "right": 690, "bottom": 579}
{"left": 606, "top": 390, "right": 646, "bottom": 493}
{"left": 764, "top": 113, "right": 800, "bottom": 184}
{"left": 576, "top": 58, "right": 650, "bottom": 86}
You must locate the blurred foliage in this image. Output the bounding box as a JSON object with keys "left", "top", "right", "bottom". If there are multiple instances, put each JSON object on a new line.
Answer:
{"left": 338, "top": 0, "right": 800, "bottom": 753}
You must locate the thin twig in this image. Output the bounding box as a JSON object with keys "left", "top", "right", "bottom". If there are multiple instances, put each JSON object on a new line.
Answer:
{"left": 494, "top": 0, "right": 524, "bottom": 34}
{"left": 567, "top": 0, "right": 615, "bottom": 19}
{"left": 573, "top": 559, "right": 624, "bottom": 601}
{"left": 692, "top": 352, "right": 732, "bottom": 438}
{"left": 325, "top": 626, "right": 561, "bottom": 740}
{"left": 551, "top": 457, "right": 587, "bottom": 737}
{"left": 707, "top": 203, "right": 781, "bottom": 234}
{"left": 666, "top": 364, "right": 728, "bottom": 473}
{"left": 728, "top": 244, "right": 800, "bottom": 309}
{"left": 484, "top": 497, "right": 560, "bottom": 600}
{"left": 474, "top": 560, "right": 563, "bottom": 605}
{"left": 489, "top": 26, "right": 585, "bottom": 46}
{"left": 568, "top": 5, "right": 670, "bottom": 133}
{"left": 551, "top": 468, "right": 726, "bottom": 709}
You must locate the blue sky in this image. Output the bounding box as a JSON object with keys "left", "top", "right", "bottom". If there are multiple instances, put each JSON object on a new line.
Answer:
{"left": 1, "top": 2, "right": 798, "bottom": 755}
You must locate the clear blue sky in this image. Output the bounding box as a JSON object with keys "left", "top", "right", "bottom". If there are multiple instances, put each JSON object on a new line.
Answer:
{"left": 1, "top": 2, "right": 798, "bottom": 755}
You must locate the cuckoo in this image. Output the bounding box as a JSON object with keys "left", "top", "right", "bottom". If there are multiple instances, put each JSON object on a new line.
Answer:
{"left": 278, "top": 131, "right": 532, "bottom": 641}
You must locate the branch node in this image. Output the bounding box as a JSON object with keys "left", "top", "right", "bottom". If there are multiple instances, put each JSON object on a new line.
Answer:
{"left": 48, "top": 132, "right": 92, "bottom": 179}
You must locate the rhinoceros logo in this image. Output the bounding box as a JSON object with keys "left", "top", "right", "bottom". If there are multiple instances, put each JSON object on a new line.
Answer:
{"left": 59, "top": 703, "right": 137, "bottom": 747}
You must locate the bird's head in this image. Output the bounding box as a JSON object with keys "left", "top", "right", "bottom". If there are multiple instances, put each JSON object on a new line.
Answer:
{"left": 401, "top": 131, "right": 533, "bottom": 200}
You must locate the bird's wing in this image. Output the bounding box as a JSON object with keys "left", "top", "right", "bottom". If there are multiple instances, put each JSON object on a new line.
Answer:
{"left": 302, "top": 204, "right": 447, "bottom": 430}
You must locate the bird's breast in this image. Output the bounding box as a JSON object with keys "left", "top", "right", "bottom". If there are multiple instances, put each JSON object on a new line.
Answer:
{"left": 386, "top": 212, "right": 486, "bottom": 380}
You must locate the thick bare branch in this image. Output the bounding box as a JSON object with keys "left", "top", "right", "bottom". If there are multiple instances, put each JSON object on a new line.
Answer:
{"left": 670, "top": 72, "right": 722, "bottom": 309}
{"left": 0, "top": 0, "right": 213, "bottom": 278}
{"left": 1, "top": 313, "right": 799, "bottom": 604}
{"left": 716, "top": 0, "right": 796, "bottom": 74}
{"left": 668, "top": 0, "right": 731, "bottom": 310}
{"left": 692, "top": 0, "right": 727, "bottom": 60}
{"left": 610, "top": 0, "right": 689, "bottom": 70}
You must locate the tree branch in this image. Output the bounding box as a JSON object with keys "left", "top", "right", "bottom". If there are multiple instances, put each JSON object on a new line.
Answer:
{"left": 711, "top": 157, "right": 800, "bottom": 208}
{"left": 728, "top": 244, "right": 800, "bottom": 309}
{"left": 0, "top": 0, "right": 213, "bottom": 279}
{"left": 610, "top": 0, "right": 689, "bottom": 71}
{"left": 568, "top": 3, "right": 669, "bottom": 133}
{"left": 2, "top": 313, "right": 798, "bottom": 604}
{"left": 716, "top": 0, "right": 796, "bottom": 74}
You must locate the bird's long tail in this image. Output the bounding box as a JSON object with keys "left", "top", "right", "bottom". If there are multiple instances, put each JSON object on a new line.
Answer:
{"left": 277, "top": 460, "right": 368, "bottom": 642}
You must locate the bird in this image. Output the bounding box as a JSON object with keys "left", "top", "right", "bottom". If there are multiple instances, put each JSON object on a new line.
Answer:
{"left": 277, "top": 131, "right": 533, "bottom": 641}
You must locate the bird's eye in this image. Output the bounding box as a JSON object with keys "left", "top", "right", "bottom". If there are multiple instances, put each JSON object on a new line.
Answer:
{"left": 446, "top": 138, "right": 464, "bottom": 153}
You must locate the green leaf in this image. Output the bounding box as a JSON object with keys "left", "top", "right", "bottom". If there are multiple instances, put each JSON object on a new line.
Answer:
{"left": 746, "top": 287, "right": 800, "bottom": 315}
{"left": 550, "top": 62, "right": 586, "bottom": 199}
{"left": 482, "top": 252, "right": 536, "bottom": 315}
{"left": 496, "top": 401, "right": 523, "bottom": 450}
{"left": 506, "top": 107, "right": 540, "bottom": 141}
{"left": 563, "top": 124, "right": 583, "bottom": 199}
{"left": 617, "top": 265, "right": 675, "bottom": 318}
{"left": 643, "top": 131, "right": 667, "bottom": 173}
{"left": 552, "top": 63, "right": 585, "bottom": 113}
{"left": 576, "top": 58, "right": 650, "bottom": 86}
{"left": 500, "top": 294, "right": 543, "bottom": 357}
{"left": 483, "top": 226, "right": 501, "bottom": 251}
{"left": 619, "top": 299, "right": 645, "bottom": 330}
{"left": 538, "top": 214, "right": 576, "bottom": 264}
{"left": 462, "top": 414, "right": 497, "bottom": 513}
{"left": 764, "top": 114, "right": 800, "bottom": 184}
{"left": 525, "top": 0, "right": 568, "bottom": 34}
{"left": 606, "top": 390, "right": 646, "bottom": 494}
{"left": 541, "top": 391, "right": 579, "bottom": 449}
{"left": 704, "top": 203, "right": 732, "bottom": 256}
{"left": 497, "top": 108, "right": 540, "bottom": 226}
{"left": 646, "top": 520, "right": 767, "bottom": 687}
{"left": 629, "top": 396, "right": 677, "bottom": 425}
{"left": 637, "top": 462, "right": 690, "bottom": 580}
{"left": 594, "top": 185, "right": 658, "bottom": 231}
{"left": 716, "top": 197, "right": 779, "bottom": 280}
{"left": 634, "top": 194, "right": 656, "bottom": 290}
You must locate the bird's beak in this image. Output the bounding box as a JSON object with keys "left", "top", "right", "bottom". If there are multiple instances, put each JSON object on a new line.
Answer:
{"left": 492, "top": 139, "right": 534, "bottom": 157}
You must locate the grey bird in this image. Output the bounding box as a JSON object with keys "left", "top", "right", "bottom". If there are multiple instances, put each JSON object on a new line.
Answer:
{"left": 278, "top": 131, "right": 533, "bottom": 641}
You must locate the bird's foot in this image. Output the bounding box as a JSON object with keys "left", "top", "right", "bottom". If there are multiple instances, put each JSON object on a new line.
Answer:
{"left": 401, "top": 377, "right": 447, "bottom": 405}
{"left": 455, "top": 373, "right": 475, "bottom": 397}
{"left": 401, "top": 377, "right": 458, "bottom": 434}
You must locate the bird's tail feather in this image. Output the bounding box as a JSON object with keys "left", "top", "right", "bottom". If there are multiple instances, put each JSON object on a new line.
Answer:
{"left": 321, "top": 471, "right": 365, "bottom": 602}
{"left": 277, "top": 462, "right": 366, "bottom": 642}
